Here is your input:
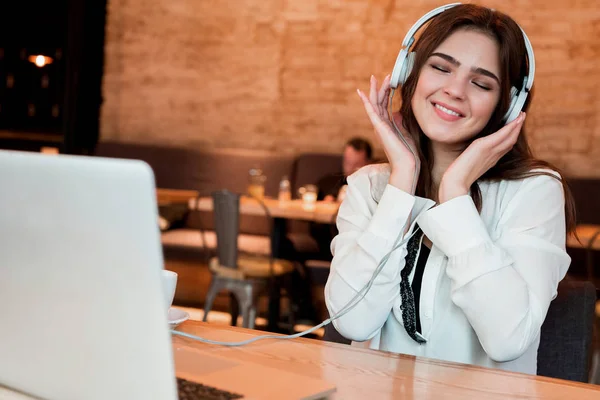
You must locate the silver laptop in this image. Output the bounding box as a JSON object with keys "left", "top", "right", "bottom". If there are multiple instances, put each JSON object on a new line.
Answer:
{"left": 0, "top": 150, "right": 335, "bottom": 400}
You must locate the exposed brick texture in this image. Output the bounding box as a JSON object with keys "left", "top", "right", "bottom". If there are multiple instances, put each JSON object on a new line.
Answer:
{"left": 101, "top": 0, "right": 600, "bottom": 177}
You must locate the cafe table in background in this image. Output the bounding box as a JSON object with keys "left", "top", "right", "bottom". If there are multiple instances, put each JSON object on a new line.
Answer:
{"left": 195, "top": 195, "right": 339, "bottom": 225}
{"left": 194, "top": 194, "right": 339, "bottom": 331}
{"left": 156, "top": 188, "right": 199, "bottom": 207}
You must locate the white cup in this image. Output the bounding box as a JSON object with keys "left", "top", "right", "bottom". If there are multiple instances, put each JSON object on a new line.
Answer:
{"left": 298, "top": 184, "right": 318, "bottom": 210}
{"left": 162, "top": 270, "right": 178, "bottom": 312}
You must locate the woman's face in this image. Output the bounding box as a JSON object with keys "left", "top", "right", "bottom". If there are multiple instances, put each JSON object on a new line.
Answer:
{"left": 411, "top": 28, "right": 502, "bottom": 147}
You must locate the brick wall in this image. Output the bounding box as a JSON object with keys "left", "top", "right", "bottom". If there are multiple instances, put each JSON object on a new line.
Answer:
{"left": 101, "top": 0, "right": 600, "bottom": 177}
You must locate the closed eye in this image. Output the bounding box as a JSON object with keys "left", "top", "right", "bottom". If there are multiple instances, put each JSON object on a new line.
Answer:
{"left": 473, "top": 81, "right": 491, "bottom": 91}
{"left": 430, "top": 64, "right": 449, "bottom": 73}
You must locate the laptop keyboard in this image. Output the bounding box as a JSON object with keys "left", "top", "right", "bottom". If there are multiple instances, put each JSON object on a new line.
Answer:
{"left": 177, "top": 377, "right": 244, "bottom": 400}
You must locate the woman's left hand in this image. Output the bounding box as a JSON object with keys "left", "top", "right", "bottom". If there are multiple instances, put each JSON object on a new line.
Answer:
{"left": 438, "top": 112, "right": 526, "bottom": 203}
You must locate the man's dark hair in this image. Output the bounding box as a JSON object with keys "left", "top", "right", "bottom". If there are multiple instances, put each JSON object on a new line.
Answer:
{"left": 346, "top": 137, "right": 372, "bottom": 160}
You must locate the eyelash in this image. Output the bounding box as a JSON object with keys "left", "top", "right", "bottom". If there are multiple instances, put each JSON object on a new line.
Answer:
{"left": 429, "top": 64, "right": 492, "bottom": 91}
{"left": 431, "top": 64, "right": 449, "bottom": 73}
{"left": 473, "top": 82, "right": 491, "bottom": 91}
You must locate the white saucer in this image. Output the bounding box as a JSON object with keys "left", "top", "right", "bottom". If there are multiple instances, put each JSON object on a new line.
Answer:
{"left": 168, "top": 308, "right": 190, "bottom": 329}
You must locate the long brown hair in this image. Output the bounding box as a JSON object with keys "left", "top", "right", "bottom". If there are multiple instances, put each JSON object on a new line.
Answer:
{"left": 398, "top": 4, "right": 576, "bottom": 234}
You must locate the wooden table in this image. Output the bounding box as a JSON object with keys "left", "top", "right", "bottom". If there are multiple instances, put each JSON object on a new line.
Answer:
{"left": 172, "top": 321, "right": 600, "bottom": 400}
{"left": 195, "top": 196, "right": 339, "bottom": 224}
{"left": 568, "top": 224, "right": 600, "bottom": 251}
{"left": 156, "top": 188, "right": 199, "bottom": 207}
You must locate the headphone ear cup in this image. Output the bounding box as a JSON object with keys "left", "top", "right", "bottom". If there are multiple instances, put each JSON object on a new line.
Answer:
{"left": 504, "top": 86, "right": 523, "bottom": 123}
{"left": 399, "top": 52, "right": 416, "bottom": 86}
{"left": 390, "top": 49, "right": 408, "bottom": 89}
{"left": 390, "top": 51, "right": 416, "bottom": 89}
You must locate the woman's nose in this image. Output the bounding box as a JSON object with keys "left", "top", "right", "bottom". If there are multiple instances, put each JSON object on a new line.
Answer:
{"left": 443, "top": 76, "right": 467, "bottom": 100}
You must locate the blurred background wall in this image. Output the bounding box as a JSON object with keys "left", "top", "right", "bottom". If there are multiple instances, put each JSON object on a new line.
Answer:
{"left": 100, "top": 0, "right": 600, "bottom": 177}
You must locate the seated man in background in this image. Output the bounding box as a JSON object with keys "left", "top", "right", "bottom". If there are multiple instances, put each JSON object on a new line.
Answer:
{"left": 316, "top": 137, "right": 373, "bottom": 203}
{"left": 313, "top": 137, "right": 373, "bottom": 344}
{"left": 282, "top": 137, "right": 374, "bottom": 326}
{"left": 311, "top": 137, "right": 373, "bottom": 261}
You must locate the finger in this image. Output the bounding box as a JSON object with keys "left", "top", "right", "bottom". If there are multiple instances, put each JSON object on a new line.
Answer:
{"left": 369, "top": 75, "right": 379, "bottom": 106}
{"left": 488, "top": 112, "right": 526, "bottom": 155}
{"left": 378, "top": 75, "right": 391, "bottom": 118}
{"left": 358, "top": 89, "right": 399, "bottom": 144}
{"left": 510, "top": 112, "right": 526, "bottom": 141}
{"left": 377, "top": 75, "right": 391, "bottom": 105}
{"left": 503, "top": 112, "right": 526, "bottom": 149}
{"left": 481, "top": 112, "right": 525, "bottom": 148}
{"left": 358, "top": 89, "right": 385, "bottom": 127}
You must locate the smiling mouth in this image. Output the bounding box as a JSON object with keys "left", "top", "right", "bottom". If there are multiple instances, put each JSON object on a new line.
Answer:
{"left": 432, "top": 102, "right": 464, "bottom": 118}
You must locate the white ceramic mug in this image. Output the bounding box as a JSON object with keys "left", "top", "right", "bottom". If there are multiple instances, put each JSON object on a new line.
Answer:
{"left": 161, "top": 270, "right": 178, "bottom": 312}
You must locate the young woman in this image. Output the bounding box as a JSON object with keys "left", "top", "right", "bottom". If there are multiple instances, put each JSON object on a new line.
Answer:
{"left": 324, "top": 4, "right": 574, "bottom": 375}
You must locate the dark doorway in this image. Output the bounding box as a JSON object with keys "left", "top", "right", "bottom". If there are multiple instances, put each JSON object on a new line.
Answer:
{"left": 0, "top": 1, "right": 107, "bottom": 154}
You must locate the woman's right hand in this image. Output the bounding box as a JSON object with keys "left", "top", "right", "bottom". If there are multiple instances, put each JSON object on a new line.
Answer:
{"left": 357, "top": 75, "right": 419, "bottom": 194}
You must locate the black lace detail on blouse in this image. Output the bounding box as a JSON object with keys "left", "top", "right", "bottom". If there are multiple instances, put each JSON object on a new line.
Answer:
{"left": 399, "top": 226, "right": 426, "bottom": 344}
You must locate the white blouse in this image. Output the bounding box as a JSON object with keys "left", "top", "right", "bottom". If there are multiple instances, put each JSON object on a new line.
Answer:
{"left": 324, "top": 163, "right": 571, "bottom": 375}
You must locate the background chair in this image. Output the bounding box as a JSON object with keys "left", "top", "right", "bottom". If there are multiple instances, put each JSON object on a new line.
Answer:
{"left": 537, "top": 279, "right": 597, "bottom": 382}
{"left": 202, "top": 190, "right": 295, "bottom": 329}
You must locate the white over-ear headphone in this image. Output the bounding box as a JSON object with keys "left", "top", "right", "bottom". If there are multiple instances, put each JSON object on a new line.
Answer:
{"left": 389, "top": 3, "right": 535, "bottom": 124}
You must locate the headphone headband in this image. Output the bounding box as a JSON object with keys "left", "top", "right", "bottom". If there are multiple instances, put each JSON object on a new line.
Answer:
{"left": 400, "top": 3, "right": 462, "bottom": 49}
{"left": 519, "top": 27, "right": 535, "bottom": 91}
